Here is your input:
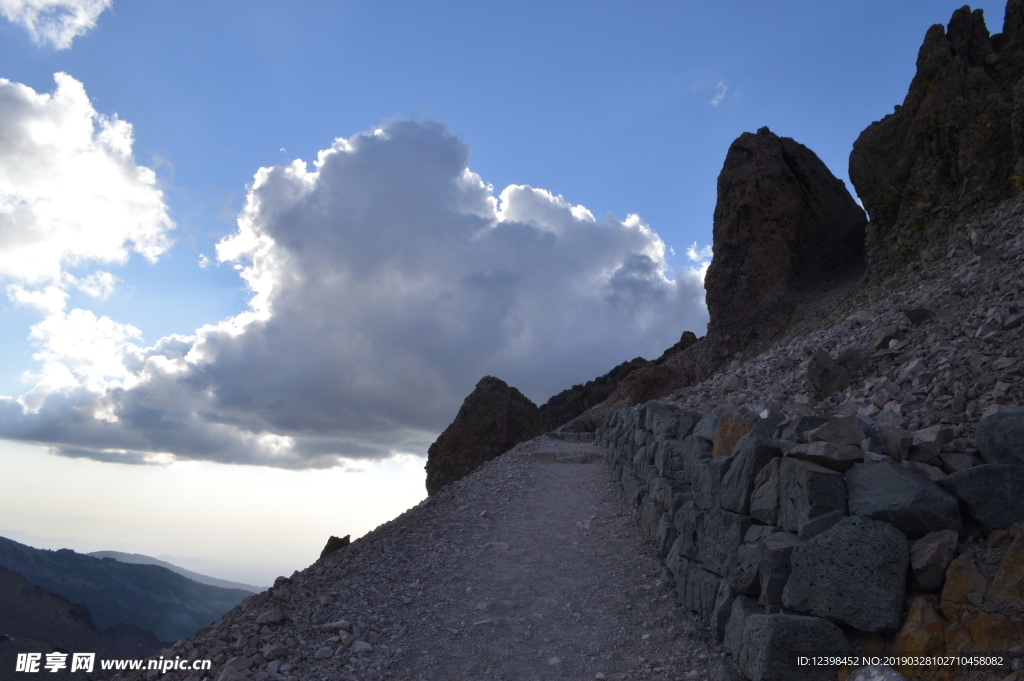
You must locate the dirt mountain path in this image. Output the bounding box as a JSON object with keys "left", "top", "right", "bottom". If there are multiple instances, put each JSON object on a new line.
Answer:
{"left": 144, "top": 439, "right": 732, "bottom": 681}
{"left": 328, "top": 438, "right": 727, "bottom": 681}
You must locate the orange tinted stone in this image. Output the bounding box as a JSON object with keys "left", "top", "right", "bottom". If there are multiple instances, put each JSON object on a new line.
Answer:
{"left": 712, "top": 413, "right": 757, "bottom": 457}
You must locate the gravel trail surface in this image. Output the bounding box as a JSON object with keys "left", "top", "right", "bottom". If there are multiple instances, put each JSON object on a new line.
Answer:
{"left": 145, "top": 438, "right": 728, "bottom": 681}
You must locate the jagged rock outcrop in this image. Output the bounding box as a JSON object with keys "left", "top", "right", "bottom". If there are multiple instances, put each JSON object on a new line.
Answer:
{"left": 850, "top": 0, "right": 1024, "bottom": 274}
{"left": 424, "top": 376, "right": 541, "bottom": 495}
{"left": 696, "top": 127, "right": 866, "bottom": 378}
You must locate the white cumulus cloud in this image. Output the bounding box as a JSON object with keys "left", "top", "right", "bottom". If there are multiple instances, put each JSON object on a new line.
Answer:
{"left": 0, "top": 0, "right": 111, "bottom": 49}
{"left": 0, "top": 73, "right": 173, "bottom": 287}
{"left": 0, "top": 118, "right": 709, "bottom": 468}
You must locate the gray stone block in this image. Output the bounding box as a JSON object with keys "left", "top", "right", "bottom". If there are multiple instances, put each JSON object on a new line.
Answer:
{"left": 937, "top": 463, "right": 1024, "bottom": 533}
{"left": 644, "top": 401, "right": 677, "bottom": 431}
{"left": 712, "top": 579, "right": 737, "bottom": 642}
{"left": 692, "top": 407, "right": 727, "bottom": 441}
{"left": 680, "top": 434, "right": 714, "bottom": 482}
{"left": 846, "top": 460, "right": 961, "bottom": 540}
{"left": 668, "top": 480, "right": 693, "bottom": 512}
{"left": 780, "top": 415, "right": 831, "bottom": 443}
{"left": 648, "top": 475, "right": 673, "bottom": 509}
{"left": 779, "top": 457, "right": 847, "bottom": 539}
{"left": 655, "top": 439, "right": 685, "bottom": 478}
{"left": 876, "top": 425, "right": 912, "bottom": 461}
{"left": 639, "top": 496, "right": 664, "bottom": 540}
{"left": 656, "top": 511, "right": 677, "bottom": 558}
{"left": 698, "top": 508, "right": 752, "bottom": 578}
{"left": 750, "top": 414, "right": 786, "bottom": 440}
{"left": 975, "top": 411, "right": 1024, "bottom": 466}
{"left": 673, "top": 555, "right": 729, "bottom": 622}
{"left": 723, "top": 594, "right": 762, "bottom": 656}
{"left": 909, "top": 529, "right": 958, "bottom": 591}
{"left": 693, "top": 455, "right": 734, "bottom": 510}
{"left": 672, "top": 507, "right": 704, "bottom": 561}
{"left": 758, "top": 531, "right": 801, "bottom": 613}
{"left": 621, "top": 471, "right": 646, "bottom": 508}
{"left": 750, "top": 458, "right": 781, "bottom": 526}
{"left": 806, "top": 414, "right": 869, "bottom": 446}
{"left": 738, "top": 614, "right": 848, "bottom": 681}
{"left": 731, "top": 542, "right": 761, "bottom": 595}
{"left": 720, "top": 437, "right": 782, "bottom": 515}
{"left": 782, "top": 515, "right": 908, "bottom": 633}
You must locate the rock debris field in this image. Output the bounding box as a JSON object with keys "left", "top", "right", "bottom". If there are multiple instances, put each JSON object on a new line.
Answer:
{"left": 121, "top": 439, "right": 734, "bottom": 681}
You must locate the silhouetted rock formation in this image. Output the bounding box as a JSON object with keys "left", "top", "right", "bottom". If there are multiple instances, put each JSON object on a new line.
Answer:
{"left": 695, "top": 127, "right": 866, "bottom": 378}
{"left": 320, "top": 535, "right": 350, "bottom": 559}
{"left": 850, "top": 1, "right": 1024, "bottom": 274}
{"left": 425, "top": 376, "right": 541, "bottom": 495}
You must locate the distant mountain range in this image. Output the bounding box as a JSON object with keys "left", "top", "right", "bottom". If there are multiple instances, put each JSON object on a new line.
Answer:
{"left": 0, "top": 536, "right": 254, "bottom": 642}
{"left": 87, "top": 551, "right": 261, "bottom": 593}
{"left": 0, "top": 564, "right": 168, "bottom": 681}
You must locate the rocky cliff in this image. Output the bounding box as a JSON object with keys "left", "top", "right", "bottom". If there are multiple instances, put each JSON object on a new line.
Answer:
{"left": 695, "top": 127, "right": 867, "bottom": 377}
{"left": 851, "top": 0, "right": 1024, "bottom": 276}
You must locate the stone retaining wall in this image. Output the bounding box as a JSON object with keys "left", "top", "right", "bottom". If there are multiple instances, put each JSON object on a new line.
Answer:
{"left": 596, "top": 401, "right": 1024, "bottom": 681}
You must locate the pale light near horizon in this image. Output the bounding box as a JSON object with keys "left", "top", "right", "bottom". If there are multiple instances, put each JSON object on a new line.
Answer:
{"left": 0, "top": 439, "right": 427, "bottom": 586}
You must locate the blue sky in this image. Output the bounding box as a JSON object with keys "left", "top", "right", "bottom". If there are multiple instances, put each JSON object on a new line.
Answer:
{"left": 0, "top": 0, "right": 1006, "bottom": 583}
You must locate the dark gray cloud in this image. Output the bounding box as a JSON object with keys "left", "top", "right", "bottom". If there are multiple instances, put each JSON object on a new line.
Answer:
{"left": 1, "top": 118, "right": 709, "bottom": 467}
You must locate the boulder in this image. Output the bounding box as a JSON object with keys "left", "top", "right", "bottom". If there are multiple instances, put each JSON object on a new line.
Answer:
{"left": 713, "top": 412, "right": 759, "bottom": 457}
{"left": 989, "top": 521, "right": 1024, "bottom": 606}
{"left": 679, "top": 434, "right": 714, "bottom": 482}
{"left": 672, "top": 507, "right": 704, "bottom": 561}
{"left": 909, "top": 529, "right": 959, "bottom": 591}
{"left": 425, "top": 376, "right": 540, "bottom": 495}
{"left": 938, "top": 463, "right": 1024, "bottom": 534}
{"left": 779, "top": 457, "right": 848, "bottom": 539}
{"left": 655, "top": 512, "right": 677, "bottom": 558}
{"left": 846, "top": 460, "right": 962, "bottom": 540}
{"left": 693, "top": 405, "right": 734, "bottom": 441}
{"left": 758, "top": 531, "right": 802, "bottom": 613}
{"left": 893, "top": 597, "right": 946, "bottom": 679}
{"left": 876, "top": 425, "right": 913, "bottom": 461}
{"left": 692, "top": 456, "right": 734, "bottom": 510}
{"left": 807, "top": 350, "right": 853, "bottom": 399}
{"left": 806, "top": 415, "right": 870, "bottom": 446}
{"left": 696, "top": 127, "right": 866, "bottom": 377}
{"left": 724, "top": 595, "right": 763, "bottom": 657}
{"left": 731, "top": 543, "right": 762, "bottom": 596}
{"left": 785, "top": 441, "right": 863, "bottom": 472}
{"left": 975, "top": 411, "right": 1024, "bottom": 466}
{"left": 780, "top": 416, "right": 832, "bottom": 444}
{"left": 737, "top": 614, "right": 848, "bottom": 681}
{"left": 782, "top": 515, "right": 909, "bottom": 633}
{"left": 654, "top": 439, "right": 685, "bottom": 479}
{"left": 749, "top": 457, "right": 781, "bottom": 526}
{"left": 672, "top": 555, "right": 732, "bottom": 625}
{"left": 939, "top": 551, "right": 988, "bottom": 626}
{"left": 719, "top": 437, "right": 782, "bottom": 515}
{"left": 698, "top": 508, "right": 752, "bottom": 578}
{"left": 850, "top": 4, "right": 1024, "bottom": 276}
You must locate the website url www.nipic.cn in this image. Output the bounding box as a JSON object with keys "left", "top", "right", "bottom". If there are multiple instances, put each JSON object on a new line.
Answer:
{"left": 16, "top": 653, "right": 212, "bottom": 674}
